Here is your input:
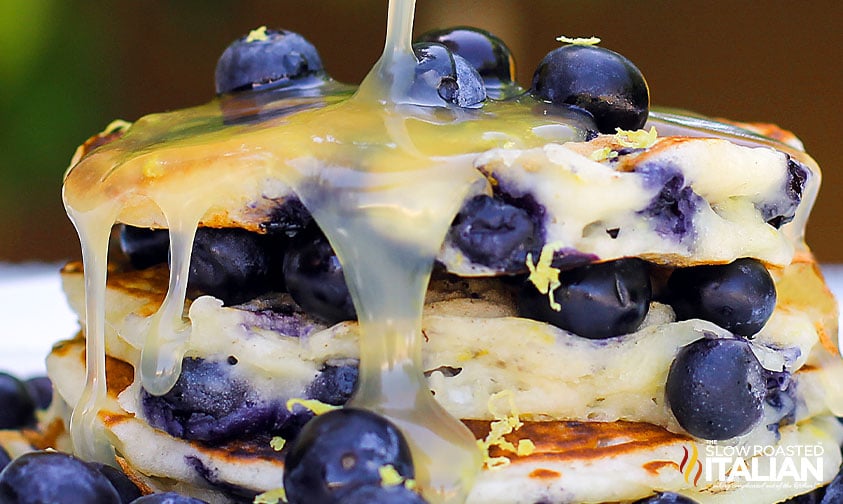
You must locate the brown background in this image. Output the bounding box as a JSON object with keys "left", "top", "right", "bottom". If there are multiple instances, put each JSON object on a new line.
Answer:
{"left": 1, "top": 1, "right": 841, "bottom": 263}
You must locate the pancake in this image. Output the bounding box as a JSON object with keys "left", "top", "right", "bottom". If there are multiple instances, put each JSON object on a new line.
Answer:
{"left": 69, "top": 120, "right": 816, "bottom": 276}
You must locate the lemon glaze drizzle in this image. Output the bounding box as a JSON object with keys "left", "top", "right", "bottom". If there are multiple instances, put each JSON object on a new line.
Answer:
{"left": 278, "top": 1, "right": 485, "bottom": 499}
{"left": 60, "top": 0, "right": 821, "bottom": 502}
{"left": 62, "top": 0, "right": 495, "bottom": 500}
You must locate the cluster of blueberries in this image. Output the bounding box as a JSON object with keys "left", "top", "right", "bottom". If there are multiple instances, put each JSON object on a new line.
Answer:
{"left": 139, "top": 357, "right": 357, "bottom": 445}
{"left": 214, "top": 26, "right": 650, "bottom": 132}
{"left": 0, "top": 372, "right": 50, "bottom": 431}
{"left": 122, "top": 205, "right": 785, "bottom": 445}
{"left": 0, "top": 371, "right": 205, "bottom": 503}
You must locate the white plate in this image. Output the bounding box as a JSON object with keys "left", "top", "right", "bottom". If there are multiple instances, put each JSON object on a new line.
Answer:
{"left": 1, "top": 263, "right": 841, "bottom": 378}
{"left": 0, "top": 263, "right": 78, "bottom": 377}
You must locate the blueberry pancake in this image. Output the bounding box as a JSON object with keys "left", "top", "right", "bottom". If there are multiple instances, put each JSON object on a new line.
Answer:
{"left": 15, "top": 16, "right": 843, "bottom": 504}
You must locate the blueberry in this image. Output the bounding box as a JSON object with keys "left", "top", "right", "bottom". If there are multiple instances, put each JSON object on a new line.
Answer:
{"left": 760, "top": 156, "right": 810, "bottom": 229}
{"left": 784, "top": 157, "right": 810, "bottom": 211}
{"left": 529, "top": 100, "right": 600, "bottom": 139}
{"left": 635, "top": 163, "right": 703, "bottom": 240}
{"left": 765, "top": 369, "right": 797, "bottom": 433}
{"left": 531, "top": 43, "right": 649, "bottom": 133}
{"left": 277, "top": 408, "right": 316, "bottom": 444}
{"left": 0, "top": 451, "right": 121, "bottom": 504}
{"left": 141, "top": 358, "right": 289, "bottom": 444}
{"left": 283, "top": 226, "right": 356, "bottom": 324}
{"left": 821, "top": 467, "right": 843, "bottom": 504}
{"left": 283, "top": 408, "right": 415, "bottom": 504}
{"left": 260, "top": 197, "right": 314, "bottom": 238}
{"left": 342, "top": 484, "right": 428, "bottom": 504}
{"left": 517, "top": 258, "right": 652, "bottom": 339}
{"left": 410, "top": 42, "right": 486, "bottom": 108}
{"left": 666, "top": 337, "right": 766, "bottom": 440}
{"left": 667, "top": 258, "right": 777, "bottom": 337}
{"left": 306, "top": 363, "right": 358, "bottom": 406}
{"left": 122, "top": 226, "right": 283, "bottom": 305}
{"left": 448, "top": 194, "right": 538, "bottom": 273}
{"left": 119, "top": 225, "right": 169, "bottom": 269}
{"left": 0, "top": 446, "right": 10, "bottom": 473}
{"left": 0, "top": 372, "right": 36, "bottom": 429}
{"left": 25, "top": 376, "right": 52, "bottom": 410}
{"left": 632, "top": 492, "right": 699, "bottom": 503}
{"left": 781, "top": 487, "right": 824, "bottom": 503}
{"left": 130, "top": 492, "right": 209, "bottom": 504}
{"left": 91, "top": 463, "right": 143, "bottom": 504}
{"left": 215, "top": 28, "right": 325, "bottom": 94}
{"left": 185, "top": 456, "right": 261, "bottom": 502}
{"left": 187, "top": 227, "right": 281, "bottom": 306}
{"left": 416, "top": 26, "right": 518, "bottom": 99}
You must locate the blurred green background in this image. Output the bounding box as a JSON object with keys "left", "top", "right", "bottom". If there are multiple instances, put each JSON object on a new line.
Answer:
{"left": 1, "top": 1, "right": 841, "bottom": 262}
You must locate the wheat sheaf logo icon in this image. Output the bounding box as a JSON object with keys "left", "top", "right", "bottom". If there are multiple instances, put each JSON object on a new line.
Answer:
{"left": 679, "top": 443, "right": 703, "bottom": 486}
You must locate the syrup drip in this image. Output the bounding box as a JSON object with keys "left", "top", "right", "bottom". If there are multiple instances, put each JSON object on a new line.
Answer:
{"left": 138, "top": 208, "right": 202, "bottom": 396}
{"left": 288, "top": 155, "right": 485, "bottom": 501}
{"left": 60, "top": 0, "right": 819, "bottom": 501}
{"left": 64, "top": 202, "right": 119, "bottom": 464}
{"left": 308, "top": 2, "right": 483, "bottom": 499}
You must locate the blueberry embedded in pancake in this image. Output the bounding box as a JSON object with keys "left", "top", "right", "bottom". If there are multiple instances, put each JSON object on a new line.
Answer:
{"left": 516, "top": 258, "right": 652, "bottom": 340}
{"left": 665, "top": 338, "right": 769, "bottom": 440}
{"left": 447, "top": 194, "right": 540, "bottom": 275}
{"left": 667, "top": 258, "right": 777, "bottom": 337}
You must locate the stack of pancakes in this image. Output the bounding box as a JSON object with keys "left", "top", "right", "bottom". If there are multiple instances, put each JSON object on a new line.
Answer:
{"left": 34, "top": 113, "right": 843, "bottom": 503}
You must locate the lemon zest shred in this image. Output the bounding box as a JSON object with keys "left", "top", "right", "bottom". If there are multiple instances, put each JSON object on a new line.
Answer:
{"left": 614, "top": 126, "right": 658, "bottom": 149}
{"left": 285, "top": 398, "right": 341, "bottom": 415}
{"left": 487, "top": 389, "right": 519, "bottom": 419}
{"left": 526, "top": 241, "right": 566, "bottom": 311}
{"left": 103, "top": 119, "right": 132, "bottom": 135}
{"left": 253, "top": 487, "right": 287, "bottom": 504}
{"left": 556, "top": 35, "right": 601, "bottom": 46}
{"left": 379, "top": 464, "right": 405, "bottom": 487}
{"left": 486, "top": 418, "right": 519, "bottom": 453}
{"left": 589, "top": 147, "right": 619, "bottom": 162}
{"left": 477, "top": 391, "right": 535, "bottom": 470}
{"left": 377, "top": 464, "right": 419, "bottom": 491}
{"left": 246, "top": 26, "right": 269, "bottom": 43}
{"left": 269, "top": 436, "right": 286, "bottom": 451}
{"left": 142, "top": 158, "right": 165, "bottom": 179}
{"left": 517, "top": 439, "right": 536, "bottom": 456}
